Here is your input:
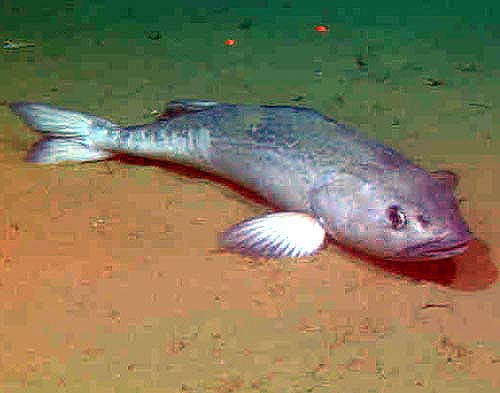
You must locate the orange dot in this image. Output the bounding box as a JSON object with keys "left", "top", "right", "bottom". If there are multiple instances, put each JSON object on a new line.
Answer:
{"left": 225, "top": 39, "right": 236, "bottom": 46}
{"left": 314, "top": 25, "right": 330, "bottom": 33}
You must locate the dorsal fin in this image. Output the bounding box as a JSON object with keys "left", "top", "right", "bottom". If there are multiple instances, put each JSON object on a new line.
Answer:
{"left": 157, "top": 99, "right": 218, "bottom": 120}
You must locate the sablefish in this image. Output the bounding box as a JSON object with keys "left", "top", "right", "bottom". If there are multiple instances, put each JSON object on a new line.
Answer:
{"left": 8, "top": 99, "right": 472, "bottom": 260}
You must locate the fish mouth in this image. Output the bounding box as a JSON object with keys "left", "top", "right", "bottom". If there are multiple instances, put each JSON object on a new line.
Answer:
{"left": 396, "top": 235, "right": 472, "bottom": 261}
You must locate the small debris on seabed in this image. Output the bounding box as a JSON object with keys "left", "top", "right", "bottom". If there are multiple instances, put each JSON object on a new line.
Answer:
{"left": 238, "top": 17, "right": 253, "bottom": 30}
{"left": 355, "top": 55, "right": 367, "bottom": 69}
{"left": 314, "top": 25, "right": 330, "bottom": 33}
{"left": 456, "top": 62, "right": 481, "bottom": 72}
{"left": 421, "top": 303, "right": 452, "bottom": 310}
{"left": 467, "top": 102, "right": 491, "bottom": 113}
{"left": 424, "top": 77, "right": 445, "bottom": 87}
{"left": 145, "top": 31, "right": 162, "bottom": 41}
{"left": 3, "top": 39, "right": 35, "bottom": 50}
{"left": 314, "top": 69, "right": 323, "bottom": 79}
{"left": 143, "top": 108, "right": 160, "bottom": 119}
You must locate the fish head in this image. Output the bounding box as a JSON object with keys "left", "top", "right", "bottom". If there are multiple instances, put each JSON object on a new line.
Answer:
{"left": 311, "top": 170, "right": 472, "bottom": 261}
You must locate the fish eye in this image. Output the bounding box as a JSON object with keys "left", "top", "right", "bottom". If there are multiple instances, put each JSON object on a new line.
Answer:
{"left": 417, "top": 214, "right": 431, "bottom": 227}
{"left": 387, "top": 205, "right": 407, "bottom": 230}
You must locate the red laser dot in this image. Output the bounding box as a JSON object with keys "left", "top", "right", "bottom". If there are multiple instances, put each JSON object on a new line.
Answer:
{"left": 225, "top": 39, "right": 236, "bottom": 46}
{"left": 314, "top": 25, "right": 330, "bottom": 33}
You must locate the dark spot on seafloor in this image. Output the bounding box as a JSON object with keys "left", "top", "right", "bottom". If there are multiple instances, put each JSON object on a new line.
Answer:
{"left": 332, "top": 94, "right": 345, "bottom": 107}
{"left": 145, "top": 31, "right": 162, "bottom": 41}
{"left": 238, "top": 18, "right": 253, "bottom": 30}
{"left": 290, "top": 95, "right": 305, "bottom": 102}
{"left": 355, "top": 55, "right": 367, "bottom": 69}
{"left": 10, "top": 6, "right": 25, "bottom": 15}
{"left": 282, "top": 1, "right": 293, "bottom": 8}
{"left": 425, "top": 78, "right": 445, "bottom": 87}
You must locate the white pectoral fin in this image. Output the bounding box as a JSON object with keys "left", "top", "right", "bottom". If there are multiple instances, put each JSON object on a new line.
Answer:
{"left": 220, "top": 212, "right": 326, "bottom": 258}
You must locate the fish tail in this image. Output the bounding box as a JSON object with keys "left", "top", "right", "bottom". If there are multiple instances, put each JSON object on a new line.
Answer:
{"left": 9, "top": 102, "right": 117, "bottom": 163}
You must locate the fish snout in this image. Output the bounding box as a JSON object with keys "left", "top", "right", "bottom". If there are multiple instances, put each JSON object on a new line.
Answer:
{"left": 397, "top": 228, "right": 472, "bottom": 260}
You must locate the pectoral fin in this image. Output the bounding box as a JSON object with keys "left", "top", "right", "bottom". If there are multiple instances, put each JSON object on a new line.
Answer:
{"left": 220, "top": 212, "right": 325, "bottom": 258}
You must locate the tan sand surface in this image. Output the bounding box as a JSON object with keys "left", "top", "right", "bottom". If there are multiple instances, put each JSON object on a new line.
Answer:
{"left": 0, "top": 6, "right": 499, "bottom": 392}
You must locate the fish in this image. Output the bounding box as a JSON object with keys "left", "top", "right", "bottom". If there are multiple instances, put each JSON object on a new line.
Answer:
{"left": 8, "top": 99, "right": 472, "bottom": 261}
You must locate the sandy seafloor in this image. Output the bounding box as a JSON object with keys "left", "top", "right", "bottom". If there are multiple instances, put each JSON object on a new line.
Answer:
{"left": 0, "top": 1, "right": 499, "bottom": 392}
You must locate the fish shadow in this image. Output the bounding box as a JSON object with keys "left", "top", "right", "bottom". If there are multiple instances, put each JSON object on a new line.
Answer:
{"left": 110, "top": 155, "right": 497, "bottom": 292}
{"left": 111, "top": 154, "right": 271, "bottom": 207}
{"left": 333, "top": 238, "right": 497, "bottom": 291}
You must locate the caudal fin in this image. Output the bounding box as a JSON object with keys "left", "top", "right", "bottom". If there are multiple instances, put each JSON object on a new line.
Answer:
{"left": 9, "top": 102, "right": 116, "bottom": 163}
{"left": 25, "top": 137, "right": 112, "bottom": 163}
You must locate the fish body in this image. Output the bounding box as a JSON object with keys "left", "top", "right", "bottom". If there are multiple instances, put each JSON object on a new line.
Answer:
{"left": 9, "top": 100, "right": 472, "bottom": 260}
